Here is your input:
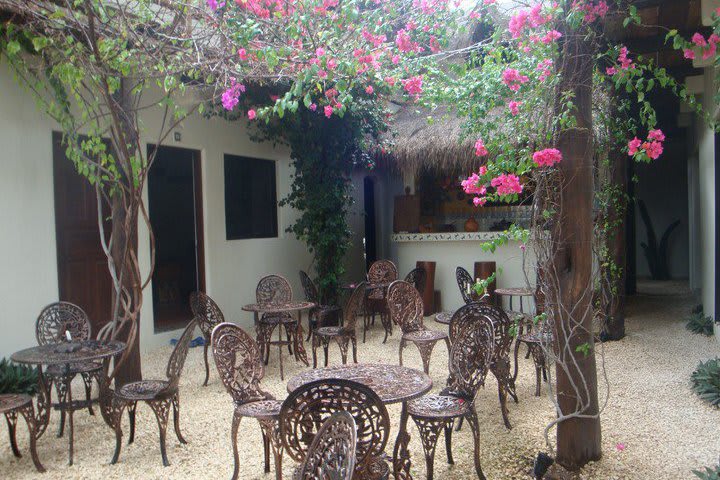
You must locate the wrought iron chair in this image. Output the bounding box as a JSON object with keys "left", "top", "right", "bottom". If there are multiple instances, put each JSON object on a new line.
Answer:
{"left": 403, "top": 267, "right": 426, "bottom": 296}
{"left": 407, "top": 304, "right": 496, "bottom": 480}
{"left": 311, "top": 282, "right": 366, "bottom": 367}
{"left": 0, "top": 392, "right": 46, "bottom": 472}
{"left": 296, "top": 411, "right": 357, "bottom": 480}
{"left": 280, "top": 378, "right": 391, "bottom": 480}
{"left": 449, "top": 303, "right": 517, "bottom": 429}
{"left": 299, "top": 270, "right": 341, "bottom": 341}
{"left": 112, "top": 320, "right": 196, "bottom": 466}
{"left": 212, "top": 322, "right": 284, "bottom": 480}
{"left": 36, "top": 301, "right": 101, "bottom": 436}
{"left": 513, "top": 283, "right": 553, "bottom": 397}
{"left": 387, "top": 281, "right": 450, "bottom": 374}
{"left": 455, "top": 266, "right": 477, "bottom": 305}
{"left": 256, "top": 274, "right": 298, "bottom": 375}
{"left": 364, "top": 260, "right": 398, "bottom": 343}
{"left": 189, "top": 291, "right": 226, "bottom": 386}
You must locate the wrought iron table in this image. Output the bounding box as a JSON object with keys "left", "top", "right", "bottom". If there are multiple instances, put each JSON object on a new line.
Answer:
{"left": 11, "top": 339, "right": 125, "bottom": 466}
{"left": 243, "top": 301, "right": 315, "bottom": 379}
{"left": 288, "top": 362, "right": 433, "bottom": 479}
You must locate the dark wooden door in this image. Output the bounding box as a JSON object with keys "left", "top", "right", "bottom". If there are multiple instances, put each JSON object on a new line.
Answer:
{"left": 53, "top": 132, "right": 113, "bottom": 334}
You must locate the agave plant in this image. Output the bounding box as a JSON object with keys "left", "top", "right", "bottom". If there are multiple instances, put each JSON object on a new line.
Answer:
{"left": 0, "top": 358, "right": 38, "bottom": 395}
{"left": 693, "top": 458, "right": 720, "bottom": 480}
{"left": 638, "top": 199, "right": 680, "bottom": 281}
{"left": 691, "top": 358, "right": 720, "bottom": 408}
{"left": 686, "top": 312, "right": 715, "bottom": 336}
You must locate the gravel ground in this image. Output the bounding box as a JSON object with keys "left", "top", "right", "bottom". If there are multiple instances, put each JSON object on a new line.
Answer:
{"left": 2, "top": 290, "right": 719, "bottom": 479}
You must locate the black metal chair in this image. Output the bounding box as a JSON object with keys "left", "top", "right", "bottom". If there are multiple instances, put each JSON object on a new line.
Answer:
{"left": 189, "top": 291, "right": 225, "bottom": 386}
{"left": 403, "top": 267, "right": 426, "bottom": 296}
{"left": 299, "top": 270, "right": 341, "bottom": 341}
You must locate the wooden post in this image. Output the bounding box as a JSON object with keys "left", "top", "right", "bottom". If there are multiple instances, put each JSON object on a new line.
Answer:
{"left": 552, "top": 25, "right": 602, "bottom": 469}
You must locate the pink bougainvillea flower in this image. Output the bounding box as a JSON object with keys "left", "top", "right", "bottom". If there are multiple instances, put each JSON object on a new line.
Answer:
{"left": 508, "top": 101, "right": 521, "bottom": 115}
{"left": 207, "top": 0, "right": 225, "bottom": 11}
{"left": 461, "top": 174, "right": 487, "bottom": 195}
{"left": 309, "top": 103, "right": 317, "bottom": 111}
{"left": 627, "top": 137, "right": 642, "bottom": 155}
{"left": 221, "top": 80, "right": 245, "bottom": 111}
{"left": 429, "top": 36, "right": 441, "bottom": 53}
{"left": 473, "top": 196, "right": 487, "bottom": 207}
{"left": 692, "top": 32, "right": 707, "bottom": 47}
{"left": 616, "top": 443, "right": 626, "bottom": 452}
{"left": 648, "top": 129, "right": 665, "bottom": 142}
{"left": 502, "top": 68, "right": 529, "bottom": 91}
{"left": 532, "top": 148, "right": 562, "bottom": 167}
{"left": 702, "top": 42, "right": 717, "bottom": 60}
{"left": 542, "top": 30, "right": 562, "bottom": 44}
{"left": 401, "top": 75, "right": 423, "bottom": 98}
{"left": 508, "top": 10, "right": 529, "bottom": 38}
{"left": 317, "top": 69, "right": 328, "bottom": 79}
{"left": 617, "top": 46, "right": 634, "bottom": 69}
{"left": 326, "top": 58, "right": 337, "bottom": 70}
{"left": 385, "top": 76, "right": 396, "bottom": 86}
{"left": 238, "top": 48, "right": 248, "bottom": 60}
{"left": 315, "top": 47, "right": 326, "bottom": 57}
{"left": 684, "top": 49, "right": 696, "bottom": 60}
{"left": 491, "top": 173, "right": 523, "bottom": 196}
{"left": 247, "top": 109, "right": 256, "bottom": 120}
{"left": 396, "top": 29, "right": 420, "bottom": 53}
{"left": 478, "top": 165, "right": 488, "bottom": 176}
{"left": 606, "top": 66, "right": 617, "bottom": 75}
{"left": 365, "top": 85, "right": 374, "bottom": 94}
{"left": 474, "top": 139, "right": 489, "bottom": 157}
{"left": 392, "top": 55, "right": 400, "bottom": 64}
{"left": 644, "top": 141, "right": 663, "bottom": 160}
{"left": 324, "top": 105, "right": 333, "bottom": 118}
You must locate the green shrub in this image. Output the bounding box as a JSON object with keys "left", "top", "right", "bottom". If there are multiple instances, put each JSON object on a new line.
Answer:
{"left": 0, "top": 358, "right": 38, "bottom": 395}
{"left": 691, "top": 359, "right": 720, "bottom": 407}
{"left": 687, "top": 312, "right": 715, "bottom": 336}
{"left": 693, "top": 458, "right": 720, "bottom": 479}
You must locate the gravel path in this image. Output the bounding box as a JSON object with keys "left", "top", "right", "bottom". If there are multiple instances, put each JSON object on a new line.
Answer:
{"left": 2, "top": 291, "right": 719, "bottom": 479}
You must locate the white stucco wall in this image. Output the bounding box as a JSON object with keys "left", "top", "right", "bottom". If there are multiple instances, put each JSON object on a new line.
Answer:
{"left": 697, "top": 67, "right": 716, "bottom": 319}
{"left": 0, "top": 61, "right": 366, "bottom": 358}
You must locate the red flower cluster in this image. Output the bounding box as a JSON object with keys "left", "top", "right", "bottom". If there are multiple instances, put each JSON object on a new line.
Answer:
{"left": 628, "top": 129, "right": 665, "bottom": 160}
{"left": 532, "top": 148, "right": 562, "bottom": 167}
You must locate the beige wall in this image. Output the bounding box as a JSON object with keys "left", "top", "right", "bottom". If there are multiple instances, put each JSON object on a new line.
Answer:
{"left": 0, "top": 61, "right": 366, "bottom": 357}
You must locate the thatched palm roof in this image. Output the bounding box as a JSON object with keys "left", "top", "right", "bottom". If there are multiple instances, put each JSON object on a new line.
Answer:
{"left": 382, "top": 105, "right": 482, "bottom": 173}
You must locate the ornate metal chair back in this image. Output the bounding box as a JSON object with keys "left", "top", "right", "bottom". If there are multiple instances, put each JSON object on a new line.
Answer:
{"left": 445, "top": 304, "right": 496, "bottom": 400}
{"left": 165, "top": 320, "right": 197, "bottom": 391}
{"left": 367, "top": 260, "right": 398, "bottom": 284}
{"left": 403, "top": 267, "right": 426, "bottom": 295}
{"left": 189, "top": 291, "right": 225, "bottom": 339}
{"left": 296, "top": 411, "right": 357, "bottom": 480}
{"left": 455, "top": 267, "right": 475, "bottom": 305}
{"left": 449, "top": 303, "right": 512, "bottom": 361}
{"left": 343, "top": 282, "right": 366, "bottom": 332}
{"left": 256, "top": 274, "right": 293, "bottom": 304}
{"left": 386, "top": 280, "right": 425, "bottom": 334}
{"left": 35, "top": 301, "right": 92, "bottom": 345}
{"left": 280, "top": 378, "right": 390, "bottom": 475}
{"left": 299, "top": 270, "right": 320, "bottom": 304}
{"left": 211, "top": 322, "right": 270, "bottom": 405}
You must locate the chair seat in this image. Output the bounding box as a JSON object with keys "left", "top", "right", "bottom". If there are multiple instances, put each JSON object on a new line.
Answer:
{"left": 434, "top": 311, "right": 453, "bottom": 325}
{"left": 46, "top": 361, "right": 102, "bottom": 377}
{"left": 116, "top": 380, "right": 171, "bottom": 401}
{"left": 408, "top": 394, "right": 471, "bottom": 419}
{"left": 259, "top": 313, "right": 296, "bottom": 325}
{"left": 235, "top": 399, "right": 282, "bottom": 419}
{"left": 315, "top": 326, "right": 348, "bottom": 337}
{"left": 518, "top": 332, "right": 553, "bottom": 344}
{"left": 0, "top": 394, "right": 32, "bottom": 414}
{"left": 356, "top": 456, "right": 390, "bottom": 480}
{"left": 402, "top": 329, "right": 448, "bottom": 343}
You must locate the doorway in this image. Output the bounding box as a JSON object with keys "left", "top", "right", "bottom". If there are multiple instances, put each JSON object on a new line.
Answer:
{"left": 363, "top": 177, "right": 377, "bottom": 272}
{"left": 53, "top": 132, "right": 113, "bottom": 333}
{"left": 147, "top": 145, "right": 205, "bottom": 332}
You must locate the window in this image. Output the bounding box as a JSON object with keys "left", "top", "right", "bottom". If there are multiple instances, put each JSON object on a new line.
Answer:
{"left": 224, "top": 154, "right": 278, "bottom": 240}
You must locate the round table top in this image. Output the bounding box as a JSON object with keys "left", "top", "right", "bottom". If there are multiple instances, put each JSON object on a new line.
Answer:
{"left": 287, "top": 363, "right": 432, "bottom": 405}
{"left": 340, "top": 282, "right": 390, "bottom": 291}
{"left": 242, "top": 301, "right": 315, "bottom": 313}
{"left": 495, "top": 287, "right": 534, "bottom": 297}
{"left": 434, "top": 311, "right": 454, "bottom": 325}
{"left": 11, "top": 340, "right": 126, "bottom": 366}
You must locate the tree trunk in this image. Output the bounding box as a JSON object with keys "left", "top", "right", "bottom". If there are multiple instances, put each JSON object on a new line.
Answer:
{"left": 111, "top": 78, "right": 143, "bottom": 386}
{"left": 553, "top": 25, "right": 602, "bottom": 469}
